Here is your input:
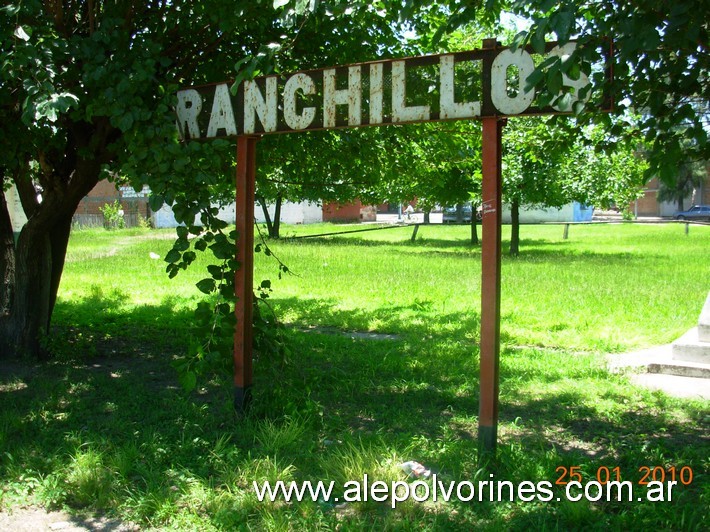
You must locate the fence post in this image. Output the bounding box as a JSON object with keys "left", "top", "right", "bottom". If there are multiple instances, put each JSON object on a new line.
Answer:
{"left": 411, "top": 224, "right": 420, "bottom": 242}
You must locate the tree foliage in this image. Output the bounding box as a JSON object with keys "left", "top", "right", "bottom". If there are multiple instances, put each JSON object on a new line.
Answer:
{"left": 503, "top": 116, "right": 648, "bottom": 254}
{"left": 2, "top": 0, "right": 705, "bottom": 368}
{"left": 0, "top": 0, "right": 412, "bottom": 358}
{"left": 501, "top": 0, "right": 709, "bottom": 183}
{"left": 656, "top": 157, "right": 707, "bottom": 211}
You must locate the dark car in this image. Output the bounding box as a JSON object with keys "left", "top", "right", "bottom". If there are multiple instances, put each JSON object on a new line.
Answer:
{"left": 442, "top": 203, "right": 483, "bottom": 223}
{"left": 673, "top": 205, "right": 710, "bottom": 221}
{"left": 443, "top": 204, "right": 472, "bottom": 223}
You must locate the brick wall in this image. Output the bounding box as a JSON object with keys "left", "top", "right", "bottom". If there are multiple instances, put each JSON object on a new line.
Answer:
{"left": 322, "top": 199, "right": 376, "bottom": 222}
{"left": 73, "top": 179, "right": 150, "bottom": 227}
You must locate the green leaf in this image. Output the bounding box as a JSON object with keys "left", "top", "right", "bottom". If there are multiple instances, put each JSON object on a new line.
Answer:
{"left": 555, "top": 93, "right": 574, "bottom": 112}
{"left": 524, "top": 68, "right": 545, "bottom": 93}
{"left": 178, "top": 371, "right": 197, "bottom": 392}
{"left": 210, "top": 240, "right": 234, "bottom": 260}
{"left": 1, "top": 5, "right": 21, "bottom": 15}
{"left": 510, "top": 31, "right": 527, "bottom": 52}
{"left": 165, "top": 249, "right": 181, "bottom": 263}
{"left": 207, "top": 264, "right": 224, "bottom": 278}
{"left": 174, "top": 237, "right": 190, "bottom": 252}
{"left": 552, "top": 9, "right": 575, "bottom": 42}
{"left": 196, "top": 278, "right": 216, "bottom": 294}
{"left": 149, "top": 195, "right": 164, "bottom": 211}
{"left": 531, "top": 22, "right": 548, "bottom": 54}
{"left": 546, "top": 66, "right": 563, "bottom": 95}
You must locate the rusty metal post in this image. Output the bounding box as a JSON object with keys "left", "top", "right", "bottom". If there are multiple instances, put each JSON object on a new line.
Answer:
{"left": 234, "top": 136, "right": 258, "bottom": 412}
{"left": 478, "top": 116, "right": 504, "bottom": 458}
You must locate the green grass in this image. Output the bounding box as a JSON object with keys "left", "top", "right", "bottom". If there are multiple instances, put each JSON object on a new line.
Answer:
{"left": 1, "top": 222, "right": 708, "bottom": 530}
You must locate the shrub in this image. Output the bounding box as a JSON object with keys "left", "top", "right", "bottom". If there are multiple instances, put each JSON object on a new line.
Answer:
{"left": 99, "top": 200, "right": 125, "bottom": 230}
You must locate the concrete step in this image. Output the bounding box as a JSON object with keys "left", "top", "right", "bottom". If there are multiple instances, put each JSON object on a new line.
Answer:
{"left": 607, "top": 344, "right": 710, "bottom": 399}
{"left": 700, "top": 322, "right": 710, "bottom": 343}
{"left": 698, "top": 292, "right": 710, "bottom": 342}
{"left": 672, "top": 327, "right": 710, "bottom": 364}
{"left": 648, "top": 359, "right": 710, "bottom": 379}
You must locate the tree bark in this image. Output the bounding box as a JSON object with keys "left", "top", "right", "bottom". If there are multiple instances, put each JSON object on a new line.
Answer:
{"left": 0, "top": 123, "right": 107, "bottom": 359}
{"left": 0, "top": 190, "right": 16, "bottom": 316}
{"left": 423, "top": 209, "right": 430, "bottom": 224}
{"left": 8, "top": 224, "right": 53, "bottom": 358}
{"left": 470, "top": 213, "right": 479, "bottom": 245}
{"left": 1, "top": 208, "right": 88, "bottom": 359}
{"left": 271, "top": 195, "right": 282, "bottom": 239}
{"left": 257, "top": 195, "right": 274, "bottom": 238}
{"left": 510, "top": 199, "right": 520, "bottom": 256}
{"left": 47, "top": 214, "right": 74, "bottom": 319}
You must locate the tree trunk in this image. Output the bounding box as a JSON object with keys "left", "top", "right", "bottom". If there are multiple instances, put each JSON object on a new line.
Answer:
{"left": 678, "top": 197, "right": 684, "bottom": 212}
{"left": 47, "top": 214, "right": 74, "bottom": 318}
{"left": 271, "top": 195, "right": 282, "bottom": 239}
{"left": 0, "top": 212, "right": 85, "bottom": 359}
{"left": 510, "top": 199, "right": 520, "bottom": 256}
{"left": 0, "top": 133, "right": 104, "bottom": 359}
{"left": 470, "top": 214, "right": 479, "bottom": 245}
{"left": 0, "top": 191, "right": 16, "bottom": 317}
{"left": 257, "top": 195, "right": 274, "bottom": 237}
{"left": 7, "top": 225, "right": 53, "bottom": 358}
{"left": 423, "top": 209, "right": 430, "bottom": 225}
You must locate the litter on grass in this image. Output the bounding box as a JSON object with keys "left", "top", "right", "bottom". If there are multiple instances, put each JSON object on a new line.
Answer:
{"left": 399, "top": 461, "right": 431, "bottom": 478}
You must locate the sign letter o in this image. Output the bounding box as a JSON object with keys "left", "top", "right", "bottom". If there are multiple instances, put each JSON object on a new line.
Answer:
{"left": 491, "top": 49, "right": 535, "bottom": 115}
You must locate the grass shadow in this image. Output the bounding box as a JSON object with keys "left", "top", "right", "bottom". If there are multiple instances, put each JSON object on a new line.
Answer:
{"left": 1, "top": 290, "right": 707, "bottom": 529}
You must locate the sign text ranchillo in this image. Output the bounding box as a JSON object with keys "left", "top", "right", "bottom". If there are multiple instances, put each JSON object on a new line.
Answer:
{"left": 176, "top": 42, "right": 592, "bottom": 139}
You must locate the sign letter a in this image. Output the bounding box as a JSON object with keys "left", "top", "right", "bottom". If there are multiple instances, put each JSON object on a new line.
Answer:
{"left": 207, "top": 84, "right": 237, "bottom": 137}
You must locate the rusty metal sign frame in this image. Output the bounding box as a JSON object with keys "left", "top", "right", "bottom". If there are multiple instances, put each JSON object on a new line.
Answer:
{"left": 180, "top": 38, "right": 613, "bottom": 458}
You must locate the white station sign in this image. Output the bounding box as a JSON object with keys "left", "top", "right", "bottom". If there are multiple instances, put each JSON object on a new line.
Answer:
{"left": 177, "top": 42, "right": 590, "bottom": 139}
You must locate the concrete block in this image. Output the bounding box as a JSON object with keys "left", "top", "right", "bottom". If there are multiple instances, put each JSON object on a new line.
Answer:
{"left": 698, "top": 292, "right": 710, "bottom": 343}
{"left": 648, "top": 360, "right": 710, "bottom": 379}
{"left": 672, "top": 327, "right": 710, "bottom": 364}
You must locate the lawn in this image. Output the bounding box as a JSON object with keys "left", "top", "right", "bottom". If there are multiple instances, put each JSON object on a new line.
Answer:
{"left": 1, "top": 222, "right": 708, "bottom": 530}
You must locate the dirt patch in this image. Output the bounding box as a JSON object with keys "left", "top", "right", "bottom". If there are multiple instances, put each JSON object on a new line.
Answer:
{"left": 0, "top": 507, "right": 138, "bottom": 531}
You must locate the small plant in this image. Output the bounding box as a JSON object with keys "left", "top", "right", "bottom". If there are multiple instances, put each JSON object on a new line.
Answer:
{"left": 137, "top": 214, "right": 153, "bottom": 229}
{"left": 99, "top": 200, "right": 125, "bottom": 230}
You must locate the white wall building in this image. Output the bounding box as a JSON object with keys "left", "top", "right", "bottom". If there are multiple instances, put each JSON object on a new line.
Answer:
{"left": 150, "top": 200, "right": 323, "bottom": 229}
{"left": 254, "top": 201, "right": 323, "bottom": 225}
{"left": 500, "top": 202, "right": 593, "bottom": 223}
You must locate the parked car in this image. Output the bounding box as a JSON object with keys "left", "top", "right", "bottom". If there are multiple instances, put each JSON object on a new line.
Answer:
{"left": 673, "top": 205, "right": 710, "bottom": 221}
{"left": 443, "top": 204, "right": 473, "bottom": 223}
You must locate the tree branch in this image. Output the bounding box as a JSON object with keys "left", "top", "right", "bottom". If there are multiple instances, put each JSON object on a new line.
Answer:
{"left": 12, "top": 159, "right": 39, "bottom": 220}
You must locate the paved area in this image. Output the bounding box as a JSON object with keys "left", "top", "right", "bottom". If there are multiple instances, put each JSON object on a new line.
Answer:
{"left": 607, "top": 344, "right": 710, "bottom": 401}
